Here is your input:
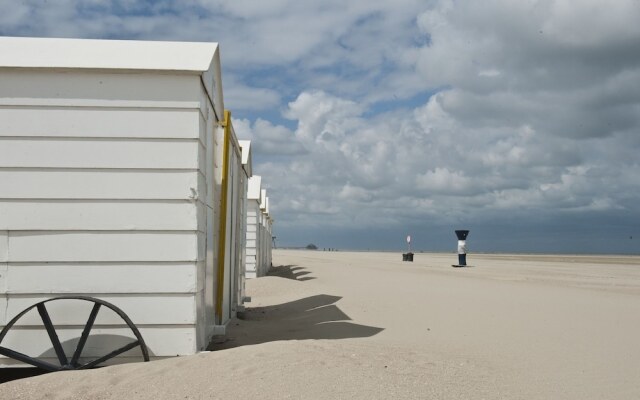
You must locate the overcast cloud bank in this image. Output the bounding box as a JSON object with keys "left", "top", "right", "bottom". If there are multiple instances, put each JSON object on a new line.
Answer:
{"left": 2, "top": 0, "right": 639, "bottom": 253}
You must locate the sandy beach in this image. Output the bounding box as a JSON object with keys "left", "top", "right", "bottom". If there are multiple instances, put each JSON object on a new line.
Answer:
{"left": 2, "top": 249, "right": 640, "bottom": 399}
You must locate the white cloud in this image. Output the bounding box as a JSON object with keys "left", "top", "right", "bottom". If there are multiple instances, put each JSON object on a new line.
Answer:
{"left": 264, "top": 72, "right": 639, "bottom": 232}
{"left": 2, "top": 0, "right": 640, "bottom": 250}
{"left": 478, "top": 69, "right": 501, "bottom": 78}
{"left": 234, "top": 118, "right": 306, "bottom": 156}
{"left": 416, "top": 168, "right": 472, "bottom": 194}
{"left": 338, "top": 183, "right": 373, "bottom": 202}
{"left": 285, "top": 91, "right": 364, "bottom": 145}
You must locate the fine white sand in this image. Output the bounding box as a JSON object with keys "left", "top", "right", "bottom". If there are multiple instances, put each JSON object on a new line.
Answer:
{"left": 2, "top": 250, "right": 640, "bottom": 399}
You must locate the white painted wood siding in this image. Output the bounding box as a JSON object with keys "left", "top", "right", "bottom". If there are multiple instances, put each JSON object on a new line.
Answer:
{"left": 0, "top": 108, "right": 204, "bottom": 139}
{"left": 238, "top": 140, "right": 251, "bottom": 305}
{"left": 0, "top": 201, "right": 205, "bottom": 231}
{"left": 245, "top": 204, "right": 260, "bottom": 278}
{"left": 0, "top": 170, "right": 205, "bottom": 200}
{"left": 0, "top": 52, "right": 223, "bottom": 365}
{"left": 5, "top": 231, "right": 205, "bottom": 262}
{"left": 245, "top": 176, "right": 261, "bottom": 279}
{"left": 0, "top": 70, "right": 202, "bottom": 109}
{"left": 0, "top": 138, "right": 201, "bottom": 169}
{"left": 1, "top": 263, "right": 198, "bottom": 294}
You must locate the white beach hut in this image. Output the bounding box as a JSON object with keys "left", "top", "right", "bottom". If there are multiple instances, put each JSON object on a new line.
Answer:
{"left": 237, "top": 141, "right": 252, "bottom": 306}
{"left": 0, "top": 36, "right": 244, "bottom": 369}
{"left": 245, "top": 176, "right": 262, "bottom": 279}
{"left": 245, "top": 181, "right": 273, "bottom": 279}
{"left": 216, "top": 116, "right": 248, "bottom": 326}
{"left": 257, "top": 190, "right": 273, "bottom": 277}
{"left": 260, "top": 195, "right": 273, "bottom": 274}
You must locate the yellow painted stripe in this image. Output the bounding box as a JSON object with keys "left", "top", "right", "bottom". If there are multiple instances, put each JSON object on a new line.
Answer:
{"left": 215, "top": 110, "right": 232, "bottom": 321}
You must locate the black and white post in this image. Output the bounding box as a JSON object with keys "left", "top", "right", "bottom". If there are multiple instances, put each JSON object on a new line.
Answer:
{"left": 403, "top": 235, "right": 414, "bottom": 262}
{"left": 454, "top": 230, "right": 469, "bottom": 267}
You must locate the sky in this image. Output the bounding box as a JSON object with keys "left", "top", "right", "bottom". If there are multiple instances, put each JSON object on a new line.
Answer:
{"left": 1, "top": 0, "right": 639, "bottom": 254}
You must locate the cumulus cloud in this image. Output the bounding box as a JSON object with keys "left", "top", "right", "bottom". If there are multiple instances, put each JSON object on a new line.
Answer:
{"left": 416, "top": 168, "right": 472, "bottom": 194}
{"left": 415, "top": 0, "right": 640, "bottom": 139}
{"left": 261, "top": 23, "right": 640, "bottom": 236}
{"left": 234, "top": 118, "right": 306, "bottom": 156}
{"left": 2, "top": 0, "right": 640, "bottom": 251}
{"left": 0, "top": 0, "right": 434, "bottom": 108}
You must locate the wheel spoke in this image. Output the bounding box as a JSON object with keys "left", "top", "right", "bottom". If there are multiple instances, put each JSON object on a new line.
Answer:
{"left": 0, "top": 346, "right": 61, "bottom": 371}
{"left": 1, "top": 297, "right": 149, "bottom": 371}
{"left": 70, "top": 303, "right": 101, "bottom": 367}
{"left": 77, "top": 340, "right": 140, "bottom": 370}
{"left": 37, "top": 303, "right": 68, "bottom": 366}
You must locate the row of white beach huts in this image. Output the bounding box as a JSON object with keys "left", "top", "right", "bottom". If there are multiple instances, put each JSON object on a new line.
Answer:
{"left": 0, "top": 37, "right": 273, "bottom": 369}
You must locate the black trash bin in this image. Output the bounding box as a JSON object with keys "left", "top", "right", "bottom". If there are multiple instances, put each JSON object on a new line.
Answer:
{"left": 402, "top": 252, "right": 414, "bottom": 262}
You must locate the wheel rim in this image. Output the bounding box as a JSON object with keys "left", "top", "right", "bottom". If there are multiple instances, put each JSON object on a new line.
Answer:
{"left": 0, "top": 296, "right": 150, "bottom": 371}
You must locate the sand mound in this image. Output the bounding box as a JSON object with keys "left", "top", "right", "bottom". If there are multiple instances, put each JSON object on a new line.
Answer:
{"left": 0, "top": 341, "right": 500, "bottom": 400}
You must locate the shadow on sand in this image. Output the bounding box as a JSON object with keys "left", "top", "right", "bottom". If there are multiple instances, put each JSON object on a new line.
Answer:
{"left": 267, "top": 264, "right": 316, "bottom": 281}
{"left": 208, "top": 294, "right": 384, "bottom": 350}
{"left": 0, "top": 334, "right": 154, "bottom": 384}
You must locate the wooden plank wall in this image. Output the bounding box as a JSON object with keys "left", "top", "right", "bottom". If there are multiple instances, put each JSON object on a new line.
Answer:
{"left": 0, "top": 69, "right": 216, "bottom": 364}
{"left": 245, "top": 203, "right": 260, "bottom": 279}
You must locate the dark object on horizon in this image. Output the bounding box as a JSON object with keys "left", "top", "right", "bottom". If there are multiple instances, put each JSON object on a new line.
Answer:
{"left": 306, "top": 243, "right": 318, "bottom": 250}
{"left": 453, "top": 230, "right": 469, "bottom": 267}
{"left": 403, "top": 234, "right": 413, "bottom": 262}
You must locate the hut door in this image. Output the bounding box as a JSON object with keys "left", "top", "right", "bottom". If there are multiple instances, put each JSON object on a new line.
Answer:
{"left": 228, "top": 150, "right": 242, "bottom": 318}
{"left": 227, "top": 153, "right": 236, "bottom": 320}
{"left": 222, "top": 148, "right": 234, "bottom": 323}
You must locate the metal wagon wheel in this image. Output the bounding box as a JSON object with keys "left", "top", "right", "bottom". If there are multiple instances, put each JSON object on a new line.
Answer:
{"left": 0, "top": 296, "right": 149, "bottom": 371}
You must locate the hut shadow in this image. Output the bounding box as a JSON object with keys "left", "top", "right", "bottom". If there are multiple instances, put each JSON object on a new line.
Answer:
{"left": 209, "top": 294, "right": 384, "bottom": 350}
{"left": 267, "top": 264, "right": 316, "bottom": 281}
{"left": 35, "top": 334, "right": 153, "bottom": 367}
{"left": 0, "top": 367, "right": 49, "bottom": 384}
{"left": 1, "top": 335, "right": 154, "bottom": 383}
